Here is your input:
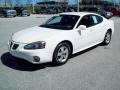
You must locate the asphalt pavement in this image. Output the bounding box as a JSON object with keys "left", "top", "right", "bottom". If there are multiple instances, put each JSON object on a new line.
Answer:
{"left": 0, "top": 15, "right": 120, "bottom": 90}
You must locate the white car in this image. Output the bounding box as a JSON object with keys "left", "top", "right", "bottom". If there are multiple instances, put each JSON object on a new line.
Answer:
{"left": 8, "top": 12, "right": 114, "bottom": 65}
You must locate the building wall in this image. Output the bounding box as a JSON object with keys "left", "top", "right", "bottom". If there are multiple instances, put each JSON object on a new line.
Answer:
{"left": 82, "top": 0, "right": 101, "bottom": 4}
{"left": 48, "top": 0, "right": 67, "bottom": 2}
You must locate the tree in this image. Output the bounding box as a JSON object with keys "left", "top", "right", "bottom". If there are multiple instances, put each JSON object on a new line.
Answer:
{"left": 7, "top": 0, "right": 13, "bottom": 7}
{"left": 26, "top": 0, "right": 31, "bottom": 4}
{"left": 81, "top": 0, "right": 102, "bottom": 5}
{"left": 14, "top": 0, "right": 21, "bottom": 6}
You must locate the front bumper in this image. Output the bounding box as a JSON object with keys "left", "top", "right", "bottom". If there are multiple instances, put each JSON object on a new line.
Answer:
{"left": 8, "top": 41, "right": 52, "bottom": 64}
{"left": 7, "top": 12, "right": 16, "bottom": 17}
{"left": 22, "top": 13, "right": 30, "bottom": 16}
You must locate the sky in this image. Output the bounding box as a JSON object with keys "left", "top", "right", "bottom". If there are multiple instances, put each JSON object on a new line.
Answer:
{"left": 36, "top": 0, "right": 120, "bottom": 4}
{"left": 0, "top": 0, "right": 120, "bottom": 5}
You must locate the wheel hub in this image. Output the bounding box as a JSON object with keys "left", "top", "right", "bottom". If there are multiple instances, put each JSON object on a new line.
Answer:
{"left": 57, "top": 46, "right": 69, "bottom": 62}
{"left": 105, "top": 33, "right": 111, "bottom": 43}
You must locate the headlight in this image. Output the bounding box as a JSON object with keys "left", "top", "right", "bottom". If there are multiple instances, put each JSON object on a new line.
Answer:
{"left": 24, "top": 41, "right": 46, "bottom": 50}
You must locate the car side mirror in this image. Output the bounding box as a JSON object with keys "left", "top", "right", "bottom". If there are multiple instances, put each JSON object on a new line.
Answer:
{"left": 78, "top": 25, "right": 87, "bottom": 30}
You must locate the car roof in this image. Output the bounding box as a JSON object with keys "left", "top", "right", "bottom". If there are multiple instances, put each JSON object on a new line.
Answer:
{"left": 60, "top": 12, "right": 100, "bottom": 17}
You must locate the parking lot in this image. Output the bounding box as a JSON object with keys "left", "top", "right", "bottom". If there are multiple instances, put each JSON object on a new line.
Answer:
{"left": 0, "top": 15, "right": 120, "bottom": 90}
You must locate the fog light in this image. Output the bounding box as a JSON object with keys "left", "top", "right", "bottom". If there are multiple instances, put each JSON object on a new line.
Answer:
{"left": 33, "top": 56, "right": 40, "bottom": 62}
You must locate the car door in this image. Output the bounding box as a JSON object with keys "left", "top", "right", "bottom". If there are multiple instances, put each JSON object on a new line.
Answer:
{"left": 73, "top": 15, "right": 96, "bottom": 51}
{"left": 89, "top": 15, "right": 105, "bottom": 43}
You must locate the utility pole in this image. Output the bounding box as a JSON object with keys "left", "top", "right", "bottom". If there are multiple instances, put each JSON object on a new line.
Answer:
{"left": 77, "top": 0, "right": 79, "bottom": 12}
{"left": 5, "top": 0, "right": 7, "bottom": 7}
{"left": 32, "top": 0, "right": 35, "bottom": 13}
{"left": 92, "top": 0, "right": 93, "bottom": 5}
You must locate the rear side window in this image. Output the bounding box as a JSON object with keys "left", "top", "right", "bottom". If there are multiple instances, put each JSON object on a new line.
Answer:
{"left": 91, "top": 16, "right": 98, "bottom": 24}
{"left": 91, "top": 15, "right": 103, "bottom": 25}
{"left": 96, "top": 15, "right": 103, "bottom": 23}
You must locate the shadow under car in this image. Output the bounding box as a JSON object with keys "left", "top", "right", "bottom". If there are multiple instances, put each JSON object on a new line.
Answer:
{"left": 1, "top": 44, "right": 100, "bottom": 71}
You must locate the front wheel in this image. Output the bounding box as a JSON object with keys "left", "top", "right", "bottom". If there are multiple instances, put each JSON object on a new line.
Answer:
{"left": 13, "top": 15, "right": 16, "bottom": 17}
{"left": 102, "top": 30, "right": 112, "bottom": 45}
{"left": 53, "top": 43, "right": 71, "bottom": 65}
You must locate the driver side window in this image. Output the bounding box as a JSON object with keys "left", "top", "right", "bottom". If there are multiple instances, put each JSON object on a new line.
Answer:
{"left": 77, "top": 15, "right": 93, "bottom": 28}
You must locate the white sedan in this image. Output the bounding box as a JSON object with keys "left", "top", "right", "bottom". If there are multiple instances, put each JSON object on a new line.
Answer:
{"left": 8, "top": 12, "right": 114, "bottom": 65}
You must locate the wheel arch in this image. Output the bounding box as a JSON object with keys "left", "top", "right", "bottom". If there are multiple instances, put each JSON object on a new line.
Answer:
{"left": 108, "top": 28, "right": 112, "bottom": 33}
{"left": 52, "top": 40, "right": 73, "bottom": 64}
{"left": 52, "top": 40, "right": 73, "bottom": 59}
{"left": 56, "top": 40, "right": 73, "bottom": 55}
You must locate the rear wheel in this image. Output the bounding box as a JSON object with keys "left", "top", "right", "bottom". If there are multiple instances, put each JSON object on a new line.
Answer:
{"left": 102, "top": 30, "right": 112, "bottom": 45}
{"left": 4, "top": 14, "right": 7, "bottom": 17}
{"left": 20, "top": 14, "right": 23, "bottom": 16}
{"left": 53, "top": 43, "right": 71, "bottom": 65}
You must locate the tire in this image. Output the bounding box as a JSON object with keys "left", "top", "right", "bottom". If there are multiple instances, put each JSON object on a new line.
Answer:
{"left": 20, "top": 14, "right": 23, "bottom": 16}
{"left": 102, "top": 30, "right": 112, "bottom": 45}
{"left": 4, "top": 14, "right": 7, "bottom": 17}
{"left": 13, "top": 15, "right": 16, "bottom": 17}
{"left": 53, "top": 43, "right": 71, "bottom": 65}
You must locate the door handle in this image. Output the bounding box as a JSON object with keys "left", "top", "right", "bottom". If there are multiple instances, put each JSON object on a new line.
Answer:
{"left": 90, "top": 29, "right": 94, "bottom": 32}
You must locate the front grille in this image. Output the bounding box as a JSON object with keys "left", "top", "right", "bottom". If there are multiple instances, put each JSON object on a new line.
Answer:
{"left": 9, "top": 41, "right": 19, "bottom": 50}
{"left": 10, "top": 41, "right": 13, "bottom": 48}
{"left": 12, "top": 44, "right": 19, "bottom": 50}
{"left": 23, "top": 10, "right": 29, "bottom": 14}
{"left": 24, "top": 11, "right": 28, "bottom": 13}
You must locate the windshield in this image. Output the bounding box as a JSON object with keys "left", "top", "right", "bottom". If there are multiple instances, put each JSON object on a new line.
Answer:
{"left": 40, "top": 15, "right": 80, "bottom": 30}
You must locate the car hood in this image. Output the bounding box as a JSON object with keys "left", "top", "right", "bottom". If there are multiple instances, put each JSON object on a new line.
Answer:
{"left": 6, "top": 9, "right": 16, "bottom": 12}
{"left": 12, "top": 26, "right": 66, "bottom": 43}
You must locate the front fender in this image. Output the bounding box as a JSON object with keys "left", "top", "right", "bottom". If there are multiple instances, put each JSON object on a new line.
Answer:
{"left": 45, "top": 31, "right": 76, "bottom": 56}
